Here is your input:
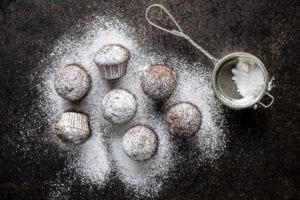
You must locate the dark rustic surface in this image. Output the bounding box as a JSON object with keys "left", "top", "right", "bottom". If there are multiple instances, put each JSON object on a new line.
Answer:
{"left": 0, "top": 0, "right": 299, "bottom": 199}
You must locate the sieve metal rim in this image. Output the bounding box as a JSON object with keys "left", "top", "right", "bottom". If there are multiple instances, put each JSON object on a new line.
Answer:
{"left": 212, "top": 52, "right": 269, "bottom": 109}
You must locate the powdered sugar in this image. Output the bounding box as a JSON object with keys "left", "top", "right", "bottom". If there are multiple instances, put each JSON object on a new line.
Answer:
{"left": 268, "top": 76, "right": 275, "bottom": 91}
{"left": 169, "top": 62, "right": 226, "bottom": 162}
{"left": 232, "top": 60, "right": 265, "bottom": 100}
{"left": 110, "top": 112, "right": 174, "bottom": 199}
{"left": 38, "top": 17, "right": 226, "bottom": 199}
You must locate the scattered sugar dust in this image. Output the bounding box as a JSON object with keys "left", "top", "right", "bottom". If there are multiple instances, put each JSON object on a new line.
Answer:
{"left": 268, "top": 76, "right": 275, "bottom": 91}
{"left": 38, "top": 16, "right": 227, "bottom": 199}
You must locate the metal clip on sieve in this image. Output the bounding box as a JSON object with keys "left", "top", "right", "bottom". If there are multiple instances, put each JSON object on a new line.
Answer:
{"left": 145, "top": 4, "right": 274, "bottom": 110}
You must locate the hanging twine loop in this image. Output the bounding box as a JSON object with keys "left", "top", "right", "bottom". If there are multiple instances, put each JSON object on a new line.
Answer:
{"left": 145, "top": 4, "right": 219, "bottom": 65}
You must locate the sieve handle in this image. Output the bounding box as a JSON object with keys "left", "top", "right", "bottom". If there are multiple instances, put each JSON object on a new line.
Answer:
{"left": 145, "top": 4, "right": 219, "bottom": 65}
{"left": 258, "top": 92, "right": 274, "bottom": 108}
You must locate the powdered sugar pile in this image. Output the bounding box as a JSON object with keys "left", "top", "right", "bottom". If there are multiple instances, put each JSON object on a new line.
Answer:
{"left": 38, "top": 17, "right": 226, "bottom": 199}
{"left": 232, "top": 59, "right": 265, "bottom": 104}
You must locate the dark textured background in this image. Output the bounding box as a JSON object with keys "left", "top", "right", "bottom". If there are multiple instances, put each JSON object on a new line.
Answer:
{"left": 0, "top": 0, "right": 299, "bottom": 199}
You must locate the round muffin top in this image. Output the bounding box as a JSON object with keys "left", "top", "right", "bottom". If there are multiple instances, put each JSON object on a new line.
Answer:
{"left": 166, "top": 102, "right": 202, "bottom": 138}
{"left": 54, "top": 64, "right": 90, "bottom": 101}
{"left": 123, "top": 126, "right": 158, "bottom": 162}
{"left": 101, "top": 89, "right": 137, "bottom": 124}
{"left": 93, "top": 44, "right": 130, "bottom": 66}
{"left": 141, "top": 65, "right": 177, "bottom": 101}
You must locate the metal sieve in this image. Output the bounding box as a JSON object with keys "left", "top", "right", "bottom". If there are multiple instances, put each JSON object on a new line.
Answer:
{"left": 146, "top": 4, "right": 274, "bottom": 109}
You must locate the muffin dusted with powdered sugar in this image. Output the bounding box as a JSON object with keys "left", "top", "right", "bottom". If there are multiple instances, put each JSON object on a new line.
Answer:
{"left": 141, "top": 64, "right": 177, "bottom": 101}
{"left": 166, "top": 102, "right": 202, "bottom": 138}
{"left": 123, "top": 125, "right": 158, "bottom": 162}
{"left": 54, "top": 64, "right": 90, "bottom": 101}
{"left": 94, "top": 44, "right": 130, "bottom": 79}
{"left": 53, "top": 112, "right": 90, "bottom": 144}
{"left": 101, "top": 89, "right": 137, "bottom": 124}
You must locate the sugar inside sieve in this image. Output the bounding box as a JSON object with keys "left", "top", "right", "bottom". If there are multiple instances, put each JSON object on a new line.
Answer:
{"left": 145, "top": 4, "right": 274, "bottom": 109}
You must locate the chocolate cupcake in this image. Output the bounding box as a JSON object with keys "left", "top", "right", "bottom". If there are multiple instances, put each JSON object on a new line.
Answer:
{"left": 54, "top": 112, "right": 90, "bottom": 144}
{"left": 123, "top": 126, "right": 158, "bottom": 162}
{"left": 54, "top": 64, "right": 90, "bottom": 101}
{"left": 166, "top": 102, "right": 202, "bottom": 138}
{"left": 101, "top": 89, "right": 137, "bottom": 124}
{"left": 141, "top": 65, "right": 177, "bottom": 101}
{"left": 94, "top": 44, "right": 130, "bottom": 79}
